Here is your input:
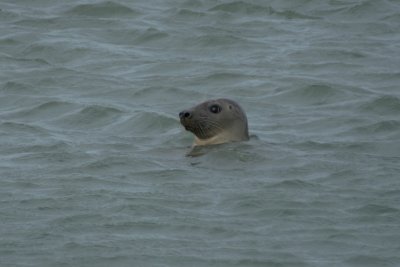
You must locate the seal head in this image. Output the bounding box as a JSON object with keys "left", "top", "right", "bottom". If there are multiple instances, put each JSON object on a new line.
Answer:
{"left": 179, "top": 98, "right": 249, "bottom": 146}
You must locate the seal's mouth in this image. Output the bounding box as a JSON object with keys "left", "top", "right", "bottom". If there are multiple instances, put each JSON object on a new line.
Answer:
{"left": 181, "top": 122, "right": 194, "bottom": 133}
{"left": 181, "top": 122, "right": 215, "bottom": 140}
{"left": 180, "top": 120, "right": 199, "bottom": 135}
{"left": 180, "top": 115, "right": 223, "bottom": 140}
{"left": 179, "top": 118, "right": 188, "bottom": 128}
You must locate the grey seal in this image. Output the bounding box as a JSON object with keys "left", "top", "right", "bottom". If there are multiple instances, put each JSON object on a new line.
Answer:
{"left": 179, "top": 98, "right": 249, "bottom": 146}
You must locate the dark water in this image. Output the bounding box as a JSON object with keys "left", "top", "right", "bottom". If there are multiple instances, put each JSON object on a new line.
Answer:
{"left": 1, "top": 0, "right": 400, "bottom": 266}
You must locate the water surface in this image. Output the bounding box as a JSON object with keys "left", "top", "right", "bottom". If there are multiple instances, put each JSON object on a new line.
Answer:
{"left": 1, "top": 0, "right": 400, "bottom": 266}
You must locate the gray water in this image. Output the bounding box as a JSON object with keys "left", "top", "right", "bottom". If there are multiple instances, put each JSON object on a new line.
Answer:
{"left": 1, "top": 0, "right": 400, "bottom": 266}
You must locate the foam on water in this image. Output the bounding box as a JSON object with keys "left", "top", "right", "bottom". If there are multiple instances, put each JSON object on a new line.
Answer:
{"left": 1, "top": 0, "right": 400, "bottom": 266}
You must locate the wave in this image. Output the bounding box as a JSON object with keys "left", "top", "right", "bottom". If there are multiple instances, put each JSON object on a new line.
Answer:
{"left": 0, "top": 121, "right": 49, "bottom": 137}
{"left": 209, "top": 1, "right": 274, "bottom": 14}
{"left": 64, "top": 1, "right": 140, "bottom": 17}
{"left": 54, "top": 104, "right": 124, "bottom": 130}
{"left": 115, "top": 111, "right": 178, "bottom": 136}
{"left": 350, "top": 204, "right": 399, "bottom": 215}
{"left": 2, "top": 100, "right": 78, "bottom": 122}
{"left": 359, "top": 95, "right": 400, "bottom": 116}
{"left": 268, "top": 83, "right": 350, "bottom": 106}
{"left": 350, "top": 120, "right": 400, "bottom": 135}
{"left": 132, "top": 28, "right": 169, "bottom": 45}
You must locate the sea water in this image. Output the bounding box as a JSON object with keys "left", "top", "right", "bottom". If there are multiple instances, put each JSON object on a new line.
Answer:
{"left": 1, "top": 0, "right": 400, "bottom": 266}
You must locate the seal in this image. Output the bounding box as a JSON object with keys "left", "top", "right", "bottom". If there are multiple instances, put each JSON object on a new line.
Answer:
{"left": 179, "top": 98, "right": 249, "bottom": 146}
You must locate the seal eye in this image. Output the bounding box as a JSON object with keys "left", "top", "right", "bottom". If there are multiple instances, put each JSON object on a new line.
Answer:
{"left": 209, "top": 104, "right": 222, "bottom": 114}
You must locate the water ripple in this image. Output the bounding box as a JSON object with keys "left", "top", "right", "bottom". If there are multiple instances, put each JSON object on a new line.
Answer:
{"left": 1, "top": 0, "right": 400, "bottom": 266}
{"left": 64, "top": 1, "right": 140, "bottom": 17}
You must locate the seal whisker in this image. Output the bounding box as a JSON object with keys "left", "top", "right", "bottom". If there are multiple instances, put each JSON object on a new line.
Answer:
{"left": 200, "top": 119, "right": 224, "bottom": 132}
{"left": 195, "top": 122, "right": 208, "bottom": 139}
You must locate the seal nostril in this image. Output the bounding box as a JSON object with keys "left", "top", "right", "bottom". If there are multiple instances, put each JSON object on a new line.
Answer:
{"left": 179, "top": 111, "right": 191, "bottom": 119}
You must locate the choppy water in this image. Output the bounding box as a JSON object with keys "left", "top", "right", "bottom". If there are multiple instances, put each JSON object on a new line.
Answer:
{"left": 1, "top": 0, "right": 400, "bottom": 266}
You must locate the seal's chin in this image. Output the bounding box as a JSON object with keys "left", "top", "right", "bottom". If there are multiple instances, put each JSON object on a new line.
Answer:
{"left": 180, "top": 122, "right": 190, "bottom": 131}
{"left": 182, "top": 124, "right": 201, "bottom": 138}
{"left": 181, "top": 123, "right": 194, "bottom": 134}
